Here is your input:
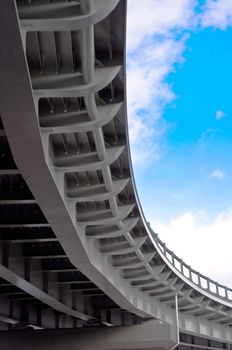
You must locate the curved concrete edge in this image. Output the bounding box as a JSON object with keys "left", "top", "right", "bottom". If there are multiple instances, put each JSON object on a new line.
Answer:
{"left": 19, "top": 0, "right": 120, "bottom": 32}
{"left": 33, "top": 66, "right": 121, "bottom": 98}
{"left": 40, "top": 103, "right": 122, "bottom": 133}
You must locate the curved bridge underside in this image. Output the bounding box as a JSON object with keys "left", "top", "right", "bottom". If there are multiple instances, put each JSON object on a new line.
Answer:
{"left": 0, "top": 0, "right": 231, "bottom": 345}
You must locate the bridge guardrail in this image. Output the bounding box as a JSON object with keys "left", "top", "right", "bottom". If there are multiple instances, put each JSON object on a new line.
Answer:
{"left": 150, "top": 229, "right": 232, "bottom": 302}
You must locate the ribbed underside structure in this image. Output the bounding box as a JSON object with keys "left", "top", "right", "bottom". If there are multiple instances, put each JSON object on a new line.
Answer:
{"left": 0, "top": 0, "right": 231, "bottom": 346}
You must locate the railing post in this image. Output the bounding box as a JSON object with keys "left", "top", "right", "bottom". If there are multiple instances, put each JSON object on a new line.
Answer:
{"left": 163, "top": 243, "right": 167, "bottom": 256}
{"left": 180, "top": 260, "right": 184, "bottom": 274}
{"left": 215, "top": 283, "right": 219, "bottom": 295}
{"left": 197, "top": 273, "right": 201, "bottom": 286}
{"left": 171, "top": 252, "right": 175, "bottom": 265}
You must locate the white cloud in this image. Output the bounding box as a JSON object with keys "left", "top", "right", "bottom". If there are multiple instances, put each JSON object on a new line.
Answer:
{"left": 127, "top": 0, "right": 197, "bottom": 52}
{"left": 126, "top": 1, "right": 232, "bottom": 289}
{"left": 216, "top": 110, "right": 226, "bottom": 119}
{"left": 127, "top": 0, "right": 197, "bottom": 165}
{"left": 127, "top": 1, "right": 232, "bottom": 166}
{"left": 199, "top": 128, "right": 220, "bottom": 143}
{"left": 172, "top": 193, "right": 184, "bottom": 199}
{"left": 210, "top": 169, "right": 225, "bottom": 179}
{"left": 127, "top": 36, "right": 188, "bottom": 165}
{"left": 151, "top": 208, "right": 232, "bottom": 287}
{"left": 201, "top": 0, "right": 232, "bottom": 29}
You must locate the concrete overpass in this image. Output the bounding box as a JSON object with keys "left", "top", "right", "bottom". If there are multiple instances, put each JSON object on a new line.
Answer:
{"left": 0, "top": 0, "right": 231, "bottom": 349}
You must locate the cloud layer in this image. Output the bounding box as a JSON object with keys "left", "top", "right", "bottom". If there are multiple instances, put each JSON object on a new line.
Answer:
{"left": 210, "top": 169, "right": 225, "bottom": 179}
{"left": 127, "top": 1, "right": 232, "bottom": 287}
{"left": 127, "top": 0, "right": 196, "bottom": 165}
{"left": 201, "top": 0, "right": 232, "bottom": 29}
{"left": 216, "top": 110, "right": 226, "bottom": 119}
{"left": 127, "top": 0, "right": 232, "bottom": 165}
{"left": 152, "top": 208, "right": 232, "bottom": 287}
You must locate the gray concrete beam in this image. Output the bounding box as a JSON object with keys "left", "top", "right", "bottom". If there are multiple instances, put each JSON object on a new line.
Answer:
{"left": 0, "top": 320, "right": 178, "bottom": 350}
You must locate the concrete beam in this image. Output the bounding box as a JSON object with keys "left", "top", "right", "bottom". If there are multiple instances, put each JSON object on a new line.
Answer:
{"left": 0, "top": 320, "right": 178, "bottom": 350}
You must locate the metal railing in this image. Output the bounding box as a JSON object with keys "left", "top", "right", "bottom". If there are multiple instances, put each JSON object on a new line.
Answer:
{"left": 150, "top": 229, "right": 232, "bottom": 302}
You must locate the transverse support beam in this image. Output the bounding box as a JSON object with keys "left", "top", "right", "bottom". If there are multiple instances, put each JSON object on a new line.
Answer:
{"left": 0, "top": 320, "right": 178, "bottom": 350}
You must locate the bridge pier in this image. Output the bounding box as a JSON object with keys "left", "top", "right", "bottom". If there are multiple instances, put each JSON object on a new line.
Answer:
{"left": 0, "top": 320, "right": 177, "bottom": 350}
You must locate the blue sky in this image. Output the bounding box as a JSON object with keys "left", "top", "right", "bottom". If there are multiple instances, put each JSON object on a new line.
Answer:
{"left": 127, "top": 0, "right": 232, "bottom": 287}
{"left": 139, "top": 28, "right": 232, "bottom": 221}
